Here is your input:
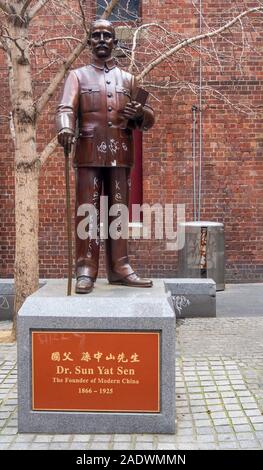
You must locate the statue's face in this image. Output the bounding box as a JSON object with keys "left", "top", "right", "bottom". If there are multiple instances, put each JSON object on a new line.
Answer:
{"left": 89, "top": 22, "right": 117, "bottom": 59}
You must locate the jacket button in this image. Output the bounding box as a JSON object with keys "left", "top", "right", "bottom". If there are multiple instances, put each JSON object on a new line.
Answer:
{"left": 105, "top": 69, "right": 109, "bottom": 73}
{"left": 107, "top": 92, "right": 112, "bottom": 98}
{"left": 108, "top": 122, "right": 113, "bottom": 127}
{"left": 106, "top": 80, "right": 111, "bottom": 85}
{"left": 108, "top": 106, "right": 112, "bottom": 112}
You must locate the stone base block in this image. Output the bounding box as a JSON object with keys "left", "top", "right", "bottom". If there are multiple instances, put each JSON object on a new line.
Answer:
{"left": 165, "top": 278, "right": 216, "bottom": 318}
{"left": 0, "top": 283, "right": 14, "bottom": 321}
{"left": 17, "top": 279, "right": 175, "bottom": 434}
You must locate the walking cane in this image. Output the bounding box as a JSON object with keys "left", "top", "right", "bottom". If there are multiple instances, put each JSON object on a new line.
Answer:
{"left": 64, "top": 146, "right": 73, "bottom": 296}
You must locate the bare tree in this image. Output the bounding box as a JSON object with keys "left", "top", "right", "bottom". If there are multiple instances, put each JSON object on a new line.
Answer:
{"left": 0, "top": 0, "right": 118, "bottom": 336}
{"left": 0, "top": 0, "right": 262, "bottom": 337}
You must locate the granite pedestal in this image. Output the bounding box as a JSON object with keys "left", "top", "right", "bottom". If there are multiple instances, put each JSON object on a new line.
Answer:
{"left": 165, "top": 279, "right": 216, "bottom": 318}
{"left": 17, "top": 279, "right": 175, "bottom": 434}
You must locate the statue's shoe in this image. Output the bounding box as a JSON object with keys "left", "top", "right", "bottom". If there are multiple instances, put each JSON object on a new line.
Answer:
{"left": 75, "top": 276, "right": 94, "bottom": 294}
{"left": 109, "top": 273, "right": 153, "bottom": 288}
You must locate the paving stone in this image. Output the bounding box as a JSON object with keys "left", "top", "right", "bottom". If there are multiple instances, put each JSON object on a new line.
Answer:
{"left": 219, "top": 442, "right": 239, "bottom": 449}
{"left": 52, "top": 434, "right": 72, "bottom": 442}
{"left": 213, "top": 418, "right": 233, "bottom": 426}
{"left": 135, "top": 442, "right": 156, "bottom": 450}
{"left": 156, "top": 434, "right": 177, "bottom": 443}
{"left": 239, "top": 440, "right": 260, "bottom": 449}
{"left": 231, "top": 417, "right": 250, "bottom": 425}
{"left": 241, "top": 402, "right": 260, "bottom": 410}
{"left": 29, "top": 443, "right": 50, "bottom": 450}
{"left": 220, "top": 391, "right": 237, "bottom": 398}
{"left": 112, "top": 442, "right": 134, "bottom": 450}
{"left": 250, "top": 416, "right": 263, "bottom": 424}
{"left": 177, "top": 444, "right": 199, "bottom": 450}
{"left": 217, "top": 386, "right": 232, "bottom": 391}
{"left": 196, "top": 426, "right": 215, "bottom": 435}
{"left": 239, "top": 397, "right": 257, "bottom": 404}
{"left": 206, "top": 405, "right": 225, "bottom": 412}
{"left": 190, "top": 406, "right": 207, "bottom": 413}
{"left": 89, "top": 442, "right": 113, "bottom": 450}
{"left": 13, "top": 434, "right": 35, "bottom": 442}
{"left": 196, "top": 434, "right": 216, "bottom": 443}
{"left": 177, "top": 429, "right": 195, "bottom": 439}
{"left": 194, "top": 419, "right": 212, "bottom": 427}
{"left": 0, "top": 443, "right": 10, "bottom": 450}
{"left": 228, "top": 410, "right": 245, "bottom": 418}
{"left": 0, "top": 427, "right": 17, "bottom": 435}
{"left": 253, "top": 423, "right": 263, "bottom": 431}
{"left": 237, "top": 432, "right": 257, "bottom": 440}
{"left": 136, "top": 434, "right": 157, "bottom": 442}
{"left": 34, "top": 435, "right": 54, "bottom": 443}
{"left": 189, "top": 399, "right": 206, "bottom": 406}
{"left": 217, "top": 433, "right": 237, "bottom": 442}
{"left": 233, "top": 424, "right": 253, "bottom": 432}
{"left": 210, "top": 411, "right": 228, "bottom": 419}
{"left": 199, "top": 443, "right": 219, "bottom": 450}
{"left": 0, "top": 435, "right": 15, "bottom": 442}
{"left": 215, "top": 425, "right": 234, "bottom": 433}
{"left": 72, "top": 435, "right": 92, "bottom": 442}
{"left": 10, "top": 443, "right": 30, "bottom": 450}
{"left": 70, "top": 442, "right": 89, "bottom": 450}
{"left": 157, "top": 443, "right": 177, "bottom": 450}
{"left": 177, "top": 420, "right": 193, "bottom": 429}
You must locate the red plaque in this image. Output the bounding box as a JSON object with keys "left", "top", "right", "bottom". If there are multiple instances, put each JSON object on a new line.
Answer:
{"left": 32, "top": 331, "right": 160, "bottom": 413}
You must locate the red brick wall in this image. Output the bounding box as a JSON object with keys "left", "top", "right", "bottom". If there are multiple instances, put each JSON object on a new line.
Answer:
{"left": 1, "top": 0, "right": 263, "bottom": 281}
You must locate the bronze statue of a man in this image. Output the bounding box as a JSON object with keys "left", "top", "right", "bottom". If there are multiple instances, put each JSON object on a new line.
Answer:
{"left": 56, "top": 19, "right": 155, "bottom": 294}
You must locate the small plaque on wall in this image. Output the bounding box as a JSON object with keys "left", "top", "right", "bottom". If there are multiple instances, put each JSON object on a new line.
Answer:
{"left": 32, "top": 331, "right": 160, "bottom": 413}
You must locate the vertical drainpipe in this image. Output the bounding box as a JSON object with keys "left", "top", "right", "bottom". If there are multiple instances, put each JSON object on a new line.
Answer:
{"left": 198, "top": 0, "right": 203, "bottom": 221}
{"left": 192, "top": 105, "right": 198, "bottom": 221}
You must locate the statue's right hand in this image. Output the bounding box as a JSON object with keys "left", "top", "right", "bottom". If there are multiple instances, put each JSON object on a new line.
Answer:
{"left": 57, "top": 128, "right": 75, "bottom": 154}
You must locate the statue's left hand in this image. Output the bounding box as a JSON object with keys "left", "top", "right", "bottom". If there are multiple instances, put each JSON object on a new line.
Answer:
{"left": 121, "top": 101, "right": 144, "bottom": 120}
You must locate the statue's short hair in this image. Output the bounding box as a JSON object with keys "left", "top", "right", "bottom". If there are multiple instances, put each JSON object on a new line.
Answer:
{"left": 89, "top": 19, "right": 116, "bottom": 39}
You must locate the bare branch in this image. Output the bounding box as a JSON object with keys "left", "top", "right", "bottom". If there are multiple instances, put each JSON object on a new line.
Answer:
{"left": 33, "top": 58, "right": 61, "bottom": 77}
{"left": 0, "top": 25, "right": 28, "bottom": 57}
{"left": 28, "top": 0, "right": 49, "bottom": 20}
{"left": 100, "top": 0, "right": 119, "bottom": 19}
{"left": 35, "top": 36, "right": 87, "bottom": 117}
{"left": 129, "top": 23, "right": 172, "bottom": 73}
{"left": 39, "top": 136, "right": 58, "bottom": 166}
{"left": 32, "top": 36, "right": 83, "bottom": 48}
{"left": 78, "top": 0, "right": 88, "bottom": 35}
{"left": 0, "top": 1, "right": 11, "bottom": 15}
{"left": 137, "top": 6, "right": 263, "bottom": 81}
{"left": 21, "top": 0, "right": 34, "bottom": 17}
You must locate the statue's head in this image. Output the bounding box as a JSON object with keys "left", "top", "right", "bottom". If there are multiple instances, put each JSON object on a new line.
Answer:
{"left": 88, "top": 19, "right": 118, "bottom": 59}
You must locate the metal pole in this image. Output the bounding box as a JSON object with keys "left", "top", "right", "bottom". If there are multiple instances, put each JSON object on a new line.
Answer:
{"left": 64, "top": 148, "right": 73, "bottom": 296}
{"left": 198, "top": 0, "right": 203, "bottom": 221}
{"left": 192, "top": 105, "right": 198, "bottom": 221}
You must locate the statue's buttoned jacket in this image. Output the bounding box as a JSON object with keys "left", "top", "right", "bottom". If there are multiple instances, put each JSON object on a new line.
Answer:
{"left": 56, "top": 57, "right": 155, "bottom": 168}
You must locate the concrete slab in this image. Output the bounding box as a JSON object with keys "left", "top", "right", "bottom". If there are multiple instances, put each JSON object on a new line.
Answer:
{"left": 165, "top": 279, "right": 216, "bottom": 318}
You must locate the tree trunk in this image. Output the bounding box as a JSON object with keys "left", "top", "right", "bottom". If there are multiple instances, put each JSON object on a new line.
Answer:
{"left": 7, "top": 16, "right": 39, "bottom": 337}
{"left": 14, "top": 165, "right": 39, "bottom": 334}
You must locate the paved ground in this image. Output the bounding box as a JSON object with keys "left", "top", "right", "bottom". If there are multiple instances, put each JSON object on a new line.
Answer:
{"left": 1, "top": 284, "right": 263, "bottom": 450}
{"left": 217, "top": 283, "right": 263, "bottom": 317}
